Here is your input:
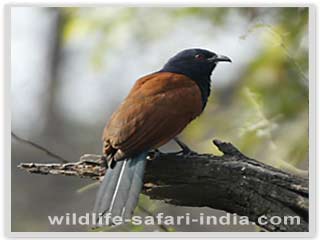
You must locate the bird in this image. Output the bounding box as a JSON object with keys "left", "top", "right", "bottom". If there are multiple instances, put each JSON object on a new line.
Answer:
{"left": 93, "top": 48, "right": 231, "bottom": 225}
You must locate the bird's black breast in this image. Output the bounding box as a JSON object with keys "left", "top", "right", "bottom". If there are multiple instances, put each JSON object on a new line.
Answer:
{"left": 194, "top": 77, "right": 211, "bottom": 110}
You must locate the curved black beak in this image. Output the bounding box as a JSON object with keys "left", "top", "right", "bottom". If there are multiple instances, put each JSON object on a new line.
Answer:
{"left": 208, "top": 54, "right": 232, "bottom": 63}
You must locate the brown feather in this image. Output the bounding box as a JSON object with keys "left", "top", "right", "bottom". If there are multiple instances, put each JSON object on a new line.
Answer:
{"left": 102, "top": 72, "right": 203, "bottom": 160}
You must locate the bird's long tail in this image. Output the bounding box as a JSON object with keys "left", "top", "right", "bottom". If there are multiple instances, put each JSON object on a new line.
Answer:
{"left": 93, "top": 151, "right": 148, "bottom": 226}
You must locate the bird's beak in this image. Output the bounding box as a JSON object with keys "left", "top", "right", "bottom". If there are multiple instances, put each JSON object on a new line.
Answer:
{"left": 208, "top": 54, "right": 232, "bottom": 63}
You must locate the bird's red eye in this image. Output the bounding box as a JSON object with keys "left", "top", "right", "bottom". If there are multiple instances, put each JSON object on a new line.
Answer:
{"left": 195, "top": 54, "right": 205, "bottom": 60}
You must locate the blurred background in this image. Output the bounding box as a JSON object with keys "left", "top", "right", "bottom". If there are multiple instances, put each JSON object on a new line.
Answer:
{"left": 11, "top": 7, "right": 309, "bottom": 232}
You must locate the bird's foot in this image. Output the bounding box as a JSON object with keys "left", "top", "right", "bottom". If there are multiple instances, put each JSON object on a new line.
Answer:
{"left": 96, "top": 155, "right": 116, "bottom": 170}
{"left": 174, "top": 137, "right": 197, "bottom": 156}
{"left": 103, "top": 155, "right": 116, "bottom": 169}
{"left": 99, "top": 155, "right": 107, "bottom": 167}
{"left": 146, "top": 149, "right": 162, "bottom": 161}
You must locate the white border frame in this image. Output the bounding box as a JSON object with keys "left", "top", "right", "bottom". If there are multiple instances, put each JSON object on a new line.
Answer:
{"left": 4, "top": 2, "right": 316, "bottom": 238}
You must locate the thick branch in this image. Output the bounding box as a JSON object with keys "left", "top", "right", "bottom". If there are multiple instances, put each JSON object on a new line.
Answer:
{"left": 18, "top": 139, "right": 308, "bottom": 232}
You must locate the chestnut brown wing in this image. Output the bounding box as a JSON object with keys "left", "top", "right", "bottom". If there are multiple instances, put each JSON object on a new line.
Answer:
{"left": 103, "top": 72, "right": 203, "bottom": 160}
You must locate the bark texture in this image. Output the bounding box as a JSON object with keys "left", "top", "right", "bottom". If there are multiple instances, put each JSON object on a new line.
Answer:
{"left": 18, "top": 139, "right": 308, "bottom": 232}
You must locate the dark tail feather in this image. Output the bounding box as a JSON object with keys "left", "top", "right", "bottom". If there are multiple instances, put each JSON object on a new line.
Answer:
{"left": 93, "top": 151, "right": 148, "bottom": 225}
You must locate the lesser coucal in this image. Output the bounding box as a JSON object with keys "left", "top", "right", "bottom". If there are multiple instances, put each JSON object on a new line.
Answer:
{"left": 93, "top": 48, "right": 231, "bottom": 223}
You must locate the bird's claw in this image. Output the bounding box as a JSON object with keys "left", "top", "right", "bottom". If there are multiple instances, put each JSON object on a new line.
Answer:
{"left": 103, "top": 156, "right": 116, "bottom": 169}
{"left": 147, "top": 149, "right": 162, "bottom": 161}
{"left": 174, "top": 137, "right": 196, "bottom": 155}
{"left": 100, "top": 155, "right": 108, "bottom": 168}
{"left": 99, "top": 155, "right": 115, "bottom": 169}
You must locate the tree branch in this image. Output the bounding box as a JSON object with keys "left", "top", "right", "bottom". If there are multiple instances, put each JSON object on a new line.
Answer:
{"left": 12, "top": 132, "right": 68, "bottom": 163}
{"left": 17, "top": 139, "right": 308, "bottom": 232}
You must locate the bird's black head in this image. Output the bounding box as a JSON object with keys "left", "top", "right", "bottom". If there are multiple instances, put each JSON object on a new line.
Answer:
{"left": 160, "top": 48, "right": 231, "bottom": 109}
